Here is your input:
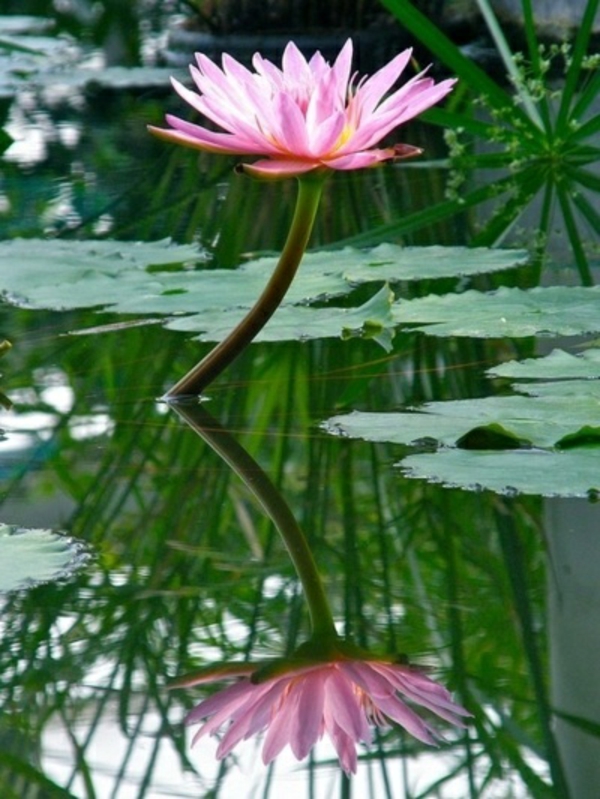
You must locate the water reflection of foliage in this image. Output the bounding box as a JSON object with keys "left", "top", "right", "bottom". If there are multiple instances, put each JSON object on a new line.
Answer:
{"left": 0, "top": 324, "right": 556, "bottom": 795}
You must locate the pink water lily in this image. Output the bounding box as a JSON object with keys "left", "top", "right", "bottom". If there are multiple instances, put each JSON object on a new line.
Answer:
{"left": 149, "top": 39, "right": 456, "bottom": 178}
{"left": 176, "top": 655, "right": 469, "bottom": 775}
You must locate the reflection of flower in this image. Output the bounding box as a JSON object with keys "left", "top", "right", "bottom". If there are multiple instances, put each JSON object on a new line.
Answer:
{"left": 177, "top": 652, "right": 469, "bottom": 775}
{"left": 149, "top": 39, "right": 456, "bottom": 179}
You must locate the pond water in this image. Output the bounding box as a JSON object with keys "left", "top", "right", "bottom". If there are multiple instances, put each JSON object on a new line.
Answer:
{"left": 0, "top": 10, "right": 599, "bottom": 799}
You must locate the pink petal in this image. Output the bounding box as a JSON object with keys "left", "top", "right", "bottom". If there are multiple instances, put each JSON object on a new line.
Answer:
{"left": 262, "top": 689, "right": 298, "bottom": 763}
{"left": 186, "top": 680, "right": 255, "bottom": 741}
{"left": 350, "top": 78, "right": 456, "bottom": 151}
{"left": 331, "top": 39, "right": 353, "bottom": 99}
{"left": 240, "top": 158, "right": 319, "bottom": 179}
{"left": 147, "top": 122, "right": 242, "bottom": 155}
{"left": 309, "top": 110, "right": 346, "bottom": 155}
{"left": 323, "top": 668, "right": 371, "bottom": 742}
{"left": 353, "top": 48, "right": 413, "bottom": 119}
{"left": 289, "top": 671, "right": 326, "bottom": 759}
{"left": 324, "top": 149, "right": 398, "bottom": 169}
{"left": 371, "top": 692, "right": 438, "bottom": 744}
{"left": 167, "top": 114, "right": 267, "bottom": 151}
{"left": 252, "top": 52, "right": 284, "bottom": 85}
{"left": 326, "top": 718, "right": 358, "bottom": 775}
{"left": 373, "top": 664, "right": 470, "bottom": 724}
{"left": 340, "top": 661, "right": 392, "bottom": 695}
{"left": 282, "top": 40, "right": 310, "bottom": 81}
{"left": 270, "top": 92, "right": 310, "bottom": 154}
{"left": 216, "top": 679, "right": 289, "bottom": 758}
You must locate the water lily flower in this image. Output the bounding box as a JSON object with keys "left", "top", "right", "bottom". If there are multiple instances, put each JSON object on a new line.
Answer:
{"left": 149, "top": 39, "right": 456, "bottom": 179}
{"left": 175, "top": 652, "right": 469, "bottom": 775}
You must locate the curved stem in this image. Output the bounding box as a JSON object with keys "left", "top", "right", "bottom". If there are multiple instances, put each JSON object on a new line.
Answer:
{"left": 165, "top": 174, "right": 326, "bottom": 399}
{"left": 171, "top": 401, "right": 338, "bottom": 640}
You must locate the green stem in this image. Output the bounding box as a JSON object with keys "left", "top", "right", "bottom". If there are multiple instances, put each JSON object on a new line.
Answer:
{"left": 171, "top": 401, "right": 338, "bottom": 640}
{"left": 165, "top": 174, "right": 326, "bottom": 399}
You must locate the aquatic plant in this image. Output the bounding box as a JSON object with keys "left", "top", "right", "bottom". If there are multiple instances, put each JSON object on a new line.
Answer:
{"left": 374, "top": 0, "right": 600, "bottom": 283}
{"left": 149, "top": 39, "right": 454, "bottom": 396}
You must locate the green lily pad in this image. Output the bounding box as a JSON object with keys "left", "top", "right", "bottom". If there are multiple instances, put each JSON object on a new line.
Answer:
{"left": 326, "top": 382, "right": 600, "bottom": 449}
{"left": 488, "top": 347, "right": 600, "bottom": 380}
{"left": 324, "top": 349, "right": 600, "bottom": 497}
{"left": 248, "top": 244, "right": 528, "bottom": 285}
{"left": 393, "top": 286, "right": 600, "bottom": 338}
{"left": 0, "top": 524, "right": 91, "bottom": 592}
{"left": 401, "top": 449, "right": 600, "bottom": 498}
{"left": 0, "top": 239, "right": 527, "bottom": 344}
{"left": 0, "top": 239, "right": 204, "bottom": 310}
{"left": 166, "top": 285, "right": 396, "bottom": 346}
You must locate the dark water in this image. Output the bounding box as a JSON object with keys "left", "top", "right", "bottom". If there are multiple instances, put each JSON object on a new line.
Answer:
{"left": 0, "top": 11, "right": 598, "bottom": 799}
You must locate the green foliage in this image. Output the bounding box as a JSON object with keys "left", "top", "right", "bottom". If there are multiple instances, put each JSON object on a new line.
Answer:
{"left": 395, "top": 285, "right": 600, "bottom": 337}
{"left": 0, "top": 239, "right": 527, "bottom": 345}
{"left": 380, "top": 0, "right": 600, "bottom": 282}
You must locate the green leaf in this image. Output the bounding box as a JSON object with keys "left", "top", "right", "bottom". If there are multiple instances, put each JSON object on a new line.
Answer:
{"left": 166, "top": 285, "right": 396, "bottom": 346}
{"left": 0, "top": 239, "right": 526, "bottom": 343}
{"left": 380, "top": 0, "right": 534, "bottom": 129}
{"left": 394, "top": 286, "right": 600, "bottom": 338}
{"left": 0, "top": 524, "right": 90, "bottom": 592}
{"left": 488, "top": 348, "right": 600, "bottom": 380}
{"left": 402, "top": 449, "right": 600, "bottom": 498}
{"left": 331, "top": 244, "right": 528, "bottom": 283}
{"left": 0, "top": 751, "right": 78, "bottom": 798}
{"left": 324, "top": 350, "right": 600, "bottom": 497}
{"left": 326, "top": 383, "right": 600, "bottom": 449}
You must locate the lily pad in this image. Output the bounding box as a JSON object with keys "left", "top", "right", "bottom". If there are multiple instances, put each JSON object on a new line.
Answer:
{"left": 0, "top": 239, "right": 528, "bottom": 343}
{"left": 324, "top": 349, "right": 600, "bottom": 497}
{"left": 325, "top": 381, "right": 600, "bottom": 449}
{"left": 166, "top": 285, "right": 396, "bottom": 346}
{"left": 393, "top": 286, "right": 600, "bottom": 338}
{"left": 401, "top": 449, "right": 600, "bottom": 498}
{"left": 488, "top": 347, "right": 600, "bottom": 380}
{"left": 0, "top": 524, "right": 91, "bottom": 592}
{"left": 247, "top": 244, "right": 529, "bottom": 285}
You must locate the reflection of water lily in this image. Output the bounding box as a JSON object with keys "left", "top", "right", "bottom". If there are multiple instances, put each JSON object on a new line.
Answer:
{"left": 176, "top": 650, "right": 469, "bottom": 775}
{"left": 149, "top": 39, "right": 455, "bottom": 178}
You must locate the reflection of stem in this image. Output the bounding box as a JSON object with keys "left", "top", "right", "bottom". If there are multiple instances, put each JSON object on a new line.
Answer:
{"left": 171, "top": 401, "right": 338, "bottom": 640}
{"left": 165, "top": 175, "right": 326, "bottom": 400}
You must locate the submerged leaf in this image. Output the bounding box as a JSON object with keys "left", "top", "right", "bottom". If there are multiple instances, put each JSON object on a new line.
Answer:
{"left": 456, "top": 423, "right": 528, "bottom": 450}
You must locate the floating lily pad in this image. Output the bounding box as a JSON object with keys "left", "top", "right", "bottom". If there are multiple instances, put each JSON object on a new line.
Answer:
{"left": 324, "top": 348, "right": 600, "bottom": 497}
{"left": 325, "top": 381, "right": 600, "bottom": 449}
{"left": 246, "top": 244, "right": 528, "bottom": 285}
{"left": 488, "top": 347, "right": 600, "bottom": 380}
{"left": 0, "top": 524, "right": 91, "bottom": 592}
{"left": 36, "top": 66, "right": 179, "bottom": 91}
{"left": 394, "top": 286, "right": 600, "bottom": 338}
{"left": 0, "top": 240, "right": 526, "bottom": 312}
{"left": 166, "top": 285, "right": 396, "bottom": 346}
{"left": 401, "top": 449, "right": 600, "bottom": 498}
